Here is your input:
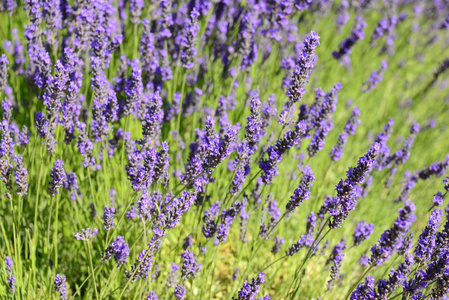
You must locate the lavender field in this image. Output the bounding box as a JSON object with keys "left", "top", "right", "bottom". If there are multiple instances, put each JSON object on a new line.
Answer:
{"left": 1, "top": 0, "right": 449, "bottom": 299}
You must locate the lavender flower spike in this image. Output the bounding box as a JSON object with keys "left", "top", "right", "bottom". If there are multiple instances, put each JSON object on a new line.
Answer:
{"left": 333, "top": 16, "right": 366, "bottom": 60}
{"left": 285, "top": 165, "right": 315, "bottom": 214}
{"left": 101, "top": 235, "right": 130, "bottom": 267}
{"left": 370, "top": 200, "right": 416, "bottom": 266}
{"left": 327, "top": 143, "right": 380, "bottom": 228}
{"left": 49, "top": 159, "right": 66, "bottom": 196}
{"left": 232, "top": 272, "right": 265, "bottom": 300}
{"left": 353, "top": 221, "right": 375, "bottom": 246}
{"left": 54, "top": 274, "right": 68, "bottom": 300}
{"left": 181, "top": 9, "right": 200, "bottom": 69}
{"left": 414, "top": 209, "right": 442, "bottom": 264}
{"left": 286, "top": 31, "right": 320, "bottom": 104}
{"left": 180, "top": 249, "right": 201, "bottom": 280}
{"left": 74, "top": 228, "right": 98, "bottom": 241}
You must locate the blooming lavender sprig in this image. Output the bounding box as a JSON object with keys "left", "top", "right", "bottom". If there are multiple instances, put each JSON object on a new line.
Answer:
{"left": 141, "top": 91, "right": 164, "bottom": 147}
{"left": 126, "top": 237, "right": 160, "bottom": 282}
{"left": 395, "top": 173, "right": 418, "bottom": 203}
{"left": 272, "top": 235, "right": 285, "bottom": 254}
{"left": 14, "top": 154, "right": 28, "bottom": 196}
{"left": 327, "top": 238, "right": 346, "bottom": 289}
{"left": 217, "top": 198, "right": 246, "bottom": 243}
{"left": 5, "top": 256, "right": 15, "bottom": 294}
{"left": 174, "top": 283, "right": 186, "bottom": 299}
{"left": 180, "top": 249, "right": 201, "bottom": 280}
{"left": 414, "top": 209, "right": 442, "bottom": 263}
{"left": 333, "top": 16, "right": 366, "bottom": 60}
{"left": 370, "top": 14, "right": 399, "bottom": 46}
{"left": 245, "top": 91, "right": 262, "bottom": 151}
{"left": 202, "top": 201, "right": 221, "bottom": 238}
{"left": 259, "top": 121, "right": 307, "bottom": 184}
{"left": 124, "top": 59, "right": 143, "bottom": 117}
{"left": 362, "top": 61, "right": 388, "bottom": 92}
{"left": 74, "top": 228, "right": 98, "bottom": 241}
{"left": 180, "top": 9, "right": 200, "bottom": 69}
{"left": 285, "top": 165, "right": 315, "bottom": 214}
{"left": 130, "top": 0, "right": 144, "bottom": 24}
{"left": 259, "top": 195, "right": 281, "bottom": 240}
{"left": 101, "top": 235, "right": 130, "bottom": 267}
{"left": 49, "top": 159, "right": 66, "bottom": 196}
{"left": 0, "top": 54, "right": 8, "bottom": 93}
{"left": 286, "top": 31, "right": 320, "bottom": 104}
{"left": 374, "top": 255, "right": 414, "bottom": 299}
{"left": 286, "top": 212, "right": 317, "bottom": 256}
{"left": 54, "top": 274, "right": 67, "bottom": 300}
{"left": 147, "top": 291, "right": 159, "bottom": 300}
{"left": 307, "top": 120, "right": 333, "bottom": 157}
{"left": 326, "top": 143, "right": 380, "bottom": 228}
{"left": 402, "top": 250, "right": 449, "bottom": 299}
{"left": 103, "top": 205, "right": 115, "bottom": 231}
{"left": 353, "top": 221, "right": 375, "bottom": 246}
{"left": 350, "top": 275, "right": 374, "bottom": 300}
{"left": 369, "top": 200, "right": 416, "bottom": 266}
{"left": 417, "top": 157, "right": 449, "bottom": 180}
{"left": 232, "top": 272, "right": 265, "bottom": 300}
{"left": 158, "top": 191, "right": 196, "bottom": 230}
{"left": 433, "top": 192, "right": 444, "bottom": 207}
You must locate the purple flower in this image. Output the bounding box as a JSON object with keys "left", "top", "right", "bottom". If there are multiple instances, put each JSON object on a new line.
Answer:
{"left": 147, "top": 291, "right": 158, "bottom": 300}
{"left": 350, "top": 275, "right": 374, "bottom": 300}
{"left": 245, "top": 91, "right": 262, "bottom": 150}
{"left": 286, "top": 31, "right": 320, "bottom": 104}
{"left": 233, "top": 272, "right": 265, "bottom": 300}
{"left": 180, "top": 249, "right": 201, "bottom": 280}
{"left": 362, "top": 61, "right": 388, "bottom": 92}
{"left": 101, "top": 236, "right": 130, "bottom": 267}
{"left": 344, "top": 106, "right": 361, "bottom": 135}
{"left": 433, "top": 192, "right": 444, "bottom": 207}
{"left": 259, "top": 195, "right": 281, "bottom": 240}
{"left": 370, "top": 200, "right": 416, "bottom": 266}
{"left": 329, "top": 133, "right": 348, "bottom": 161}
{"left": 307, "top": 120, "right": 333, "bottom": 157}
{"left": 5, "top": 256, "right": 15, "bottom": 294}
{"left": 141, "top": 91, "right": 164, "bottom": 147}
{"left": 14, "top": 154, "right": 28, "bottom": 196}
{"left": 124, "top": 59, "right": 143, "bottom": 117}
{"left": 126, "top": 237, "right": 160, "bottom": 282}
{"left": 333, "top": 16, "right": 366, "bottom": 60}
{"left": 418, "top": 157, "right": 449, "bottom": 180}
{"left": 0, "top": 54, "right": 9, "bottom": 93}
{"left": 280, "top": 31, "right": 320, "bottom": 125}
{"left": 129, "top": 0, "right": 143, "bottom": 24}
{"left": 49, "top": 159, "right": 66, "bottom": 196}
{"left": 286, "top": 165, "right": 315, "bottom": 214}
{"left": 180, "top": 9, "right": 200, "bottom": 69}
{"left": 353, "top": 221, "right": 375, "bottom": 246}
{"left": 54, "top": 274, "right": 67, "bottom": 300}
{"left": 74, "top": 228, "right": 98, "bottom": 241}
{"left": 259, "top": 121, "right": 307, "bottom": 184}
{"left": 202, "top": 201, "right": 221, "bottom": 238}
{"left": 182, "top": 235, "right": 193, "bottom": 250}
{"left": 272, "top": 235, "right": 285, "bottom": 254}
{"left": 174, "top": 283, "right": 186, "bottom": 299}
{"left": 217, "top": 199, "right": 246, "bottom": 243}
{"left": 103, "top": 205, "right": 115, "bottom": 231}
{"left": 375, "top": 255, "right": 414, "bottom": 298}
{"left": 327, "top": 143, "right": 380, "bottom": 228}
{"left": 414, "top": 209, "right": 442, "bottom": 263}
{"left": 403, "top": 250, "right": 449, "bottom": 299}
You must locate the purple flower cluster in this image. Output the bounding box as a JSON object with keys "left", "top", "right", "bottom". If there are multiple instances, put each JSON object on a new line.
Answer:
{"left": 370, "top": 200, "right": 416, "bottom": 266}
{"left": 326, "top": 143, "right": 380, "bottom": 228}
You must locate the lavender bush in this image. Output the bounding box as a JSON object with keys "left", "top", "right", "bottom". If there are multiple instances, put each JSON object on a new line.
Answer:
{"left": 0, "top": 1, "right": 449, "bottom": 299}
